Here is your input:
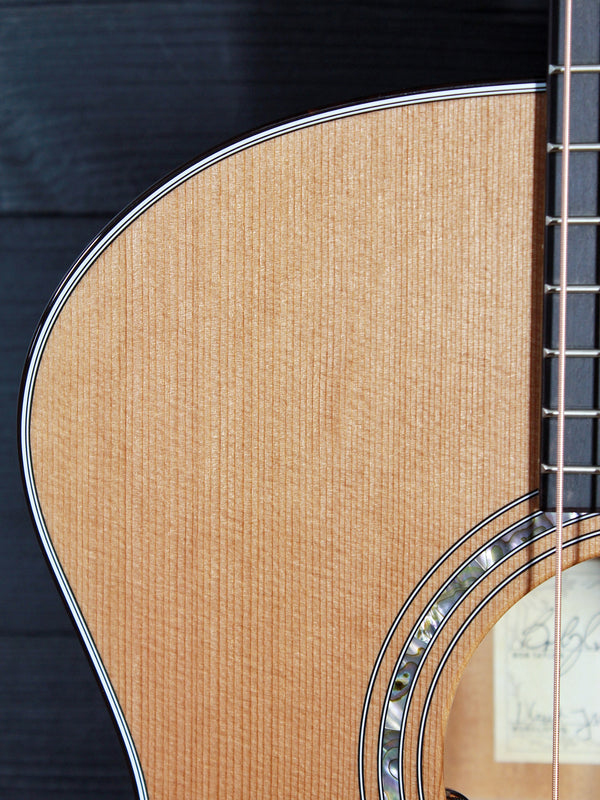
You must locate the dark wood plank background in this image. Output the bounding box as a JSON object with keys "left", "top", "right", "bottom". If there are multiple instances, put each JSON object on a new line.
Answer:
{"left": 1, "top": 1, "right": 547, "bottom": 797}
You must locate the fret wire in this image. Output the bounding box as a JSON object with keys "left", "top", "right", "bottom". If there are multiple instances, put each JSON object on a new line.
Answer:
{"left": 549, "top": 63, "right": 600, "bottom": 73}
{"left": 544, "top": 283, "right": 600, "bottom": 293}
{"left": 541, "top": 464, "right": 600, "bottom": 474}
{"left": 542, "top": 408, "right": 600, "bottom": 417}
{"left": 543, "top": 347, "right": 600, "bottom": 357}
{"left": 546, "top": 215, "right": 600, "bottom": 224}
{"left": 548, "top": 142, "right": 600, "bottom": 152}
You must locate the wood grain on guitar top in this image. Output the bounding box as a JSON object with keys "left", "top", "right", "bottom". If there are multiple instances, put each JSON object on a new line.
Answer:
{"left": 26, "top": 89, "right": 600, "bottom": 798}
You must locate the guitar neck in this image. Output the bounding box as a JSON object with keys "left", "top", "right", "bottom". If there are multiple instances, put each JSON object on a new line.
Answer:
{"left": 540, "top": 0, "right": 600, "bottom": 511}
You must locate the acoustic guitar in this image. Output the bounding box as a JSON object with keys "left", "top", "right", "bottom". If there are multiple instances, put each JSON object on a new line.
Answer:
{"left": 18, "top": 0, "right": 600, "bottom": 797}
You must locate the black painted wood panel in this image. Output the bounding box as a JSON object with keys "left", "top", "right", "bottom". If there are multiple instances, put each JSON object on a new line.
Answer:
{"left": 1, "top": 1, "right": 547, "bottom": 796}
{"left": 1, "top": 1, "right": 546, "bottom": 213}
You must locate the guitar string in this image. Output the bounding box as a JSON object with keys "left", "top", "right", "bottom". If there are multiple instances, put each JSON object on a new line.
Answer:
{"left": 553, "top": 0, "right": 573, "bottom": 797}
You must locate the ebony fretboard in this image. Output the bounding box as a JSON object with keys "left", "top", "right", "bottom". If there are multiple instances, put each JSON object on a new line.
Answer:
{"left": 540, "top": 0, "right": 600, "bottom": 510}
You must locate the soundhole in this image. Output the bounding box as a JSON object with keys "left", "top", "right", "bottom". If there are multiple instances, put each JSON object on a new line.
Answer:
{"left": 444, "top": 559, "right": 600, "bottom": 799}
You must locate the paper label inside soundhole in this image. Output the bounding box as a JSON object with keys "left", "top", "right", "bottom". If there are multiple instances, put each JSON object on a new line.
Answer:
{"left": 494, "top": 558, "right": 600, "bottom": 764}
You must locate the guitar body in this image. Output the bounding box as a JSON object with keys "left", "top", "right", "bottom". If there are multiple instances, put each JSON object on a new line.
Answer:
{"left": 20, "top": 85, "right": 600, "bottom": 799}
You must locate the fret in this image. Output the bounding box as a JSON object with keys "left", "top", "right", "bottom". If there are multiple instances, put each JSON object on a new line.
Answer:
{"left": 547, "top": 142, "right": 600, "bottom": 152}
{"left": 545, "top": 283, "right": 600, "bottom": 293}
{"left": 543, "top": 408, "right": 600, "bottom": 418}
{"left": 544, "top": 347, "right": 600, "bottom": 357}
{"left": 546, "top": 215, "right": 600, "bottom": 225}
{"left": 542, "top": 464, "right": 600, "bottom": 475}
{"left": 549, "top": 64, "right": 600, "bottom": 74}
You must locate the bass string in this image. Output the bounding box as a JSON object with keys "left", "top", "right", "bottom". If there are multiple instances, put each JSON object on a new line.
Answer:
{"left": 552, "top": 0, "right": 574, "bottom": 797}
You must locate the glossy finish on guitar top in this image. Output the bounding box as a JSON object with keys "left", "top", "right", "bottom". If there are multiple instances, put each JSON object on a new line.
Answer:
{"left": 20, "top": 86, "right": 600, "bottom": 799}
